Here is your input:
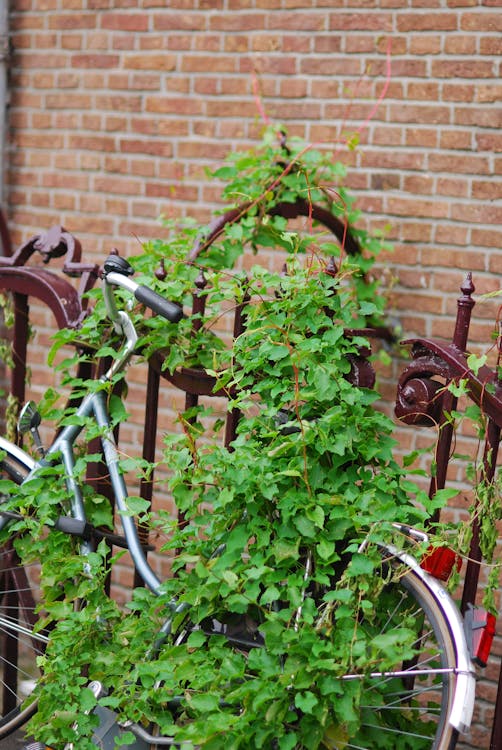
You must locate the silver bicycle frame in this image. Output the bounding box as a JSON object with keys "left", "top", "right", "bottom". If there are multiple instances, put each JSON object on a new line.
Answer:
{"left": 0, "top": 270, "right": 164, "bottom": 594}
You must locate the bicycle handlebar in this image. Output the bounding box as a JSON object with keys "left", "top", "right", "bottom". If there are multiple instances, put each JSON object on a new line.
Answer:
{"left": 133, "top": 284, "right": 184, "bottom": 323}
{"left": 103, "top": 254, "right": 184, "bottom": 324}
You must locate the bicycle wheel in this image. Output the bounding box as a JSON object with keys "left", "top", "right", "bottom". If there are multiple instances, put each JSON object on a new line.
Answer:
{"left": 141, "top": 551, "right": 471, "bottom": 750}
{"left": 334, "top": 555, "right": 470, "bottom": 750}
{"left": 0, "top": 441, "right": 48, "bottom": 738}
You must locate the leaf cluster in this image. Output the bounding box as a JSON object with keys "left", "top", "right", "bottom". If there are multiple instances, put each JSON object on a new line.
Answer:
{"left": 0, "top": 126, "right": 451, "bottom": 749}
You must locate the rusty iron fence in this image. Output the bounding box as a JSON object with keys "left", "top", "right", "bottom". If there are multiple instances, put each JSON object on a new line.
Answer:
{"left": 1, "top": 206, "right": 502, "bottom": 748}
{"left": 395, "top": 275, "right": 502, "bottom": 750}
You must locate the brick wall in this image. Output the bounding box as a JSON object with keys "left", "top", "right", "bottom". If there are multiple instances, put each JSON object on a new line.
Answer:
{"left": 2, "top": 2, "right": 502, "bottom": 748}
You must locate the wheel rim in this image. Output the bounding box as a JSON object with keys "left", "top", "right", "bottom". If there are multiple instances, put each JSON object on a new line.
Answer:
{"left": 0, "top": 453, "right": 46, "bottom": 737}
{"left": 332, "top": 569, "right": 457, "bottom": 750}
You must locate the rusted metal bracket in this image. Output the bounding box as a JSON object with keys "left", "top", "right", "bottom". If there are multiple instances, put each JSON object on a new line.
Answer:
{"left": 0, "top": 219, "right": 99, "bottom": 422}
{"left": 395, "top": 273, "right": 502, "bottom": 750}
{"left": 396, "top": 341, "right": 502, "bottom": 430}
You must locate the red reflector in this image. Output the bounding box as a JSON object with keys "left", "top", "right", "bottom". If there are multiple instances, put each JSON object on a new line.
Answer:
{"left": 421, "top": 546, "right": 462, "bottom": 581}
{"left": 464, "top": 604, "right": 496, "bottom": 667}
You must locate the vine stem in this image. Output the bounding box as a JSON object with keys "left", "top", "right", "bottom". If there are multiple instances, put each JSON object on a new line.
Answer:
{"left": 196, "top": 40, "right": 393, "bottom": 260}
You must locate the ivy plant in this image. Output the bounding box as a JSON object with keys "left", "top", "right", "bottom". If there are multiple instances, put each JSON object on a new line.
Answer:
{"left": 1, "top": 126, "right": 457, "bottom": 749}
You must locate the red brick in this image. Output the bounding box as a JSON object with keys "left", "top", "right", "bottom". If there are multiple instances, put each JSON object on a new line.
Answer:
{"left": 104, "top": 155, "right": 129, "bottom": 174}
{"left": 18, "top": 52, "right": 69, "bottom": 69}
{"left": 444, "top": 35, "right": 478, "bottom": 54}
{"left": 64, "top": 213, "right": 115, "bottom": 235}
{"left": 124, "top": 54, "right": 177, "bottom": 70}
{"left": 397, "top": 12, "right": 457, "bottom": 30}
{"left": 362, "top": 149, "right": 425, "bottom": 170}
{"left": 313, "top": 35, "right": 343, "bottom": 53}
{"left": 422, "top": 248, "right": 486, "bottom": 271}
{"left": 153, "top": 13, "right": 207, "bottom": 31}
{"left": 81, "top": 112, "right": 102, "bottom": 130}
{"left": 181, "top": 55, "right": 237, "bottom": 74}
{"left": 431, "top": 60, "right": 495, "bottom": 78}
{"left": 433, "top": 223, "right": 469, "bottom": 246}
{"left": 120, "top": 139, "right": 173, "bottom": 158}
{"left": 436, "top": 176, "right": 469, "bottom": 198}
{"left": 473, "top": 228, "right": 502, "bottom": 250}
{"left": 397, "top": 291, "right": 444, "bottom": 314}
{"left": 283, "top": 35, "right": 312, "bottom": 53}
{"left": 372, "top": 126, "right": 403, "bottom": 146}
{"left": 476, "top": 84, "right": 502, "bottom": 104}
{"left": 71, "top": 53, "right": 120, "bottom": 68}
{"left": 267, "top": 12, "right": 326, "bottom": 31}
{"left": 16, "top": 131, "right": 65, "bottom": 149}
{"left": 53, "top": 192, "right": 77, "bottom": 211}
{"left": 95, "top": 94, "right": 143, "bottom": 112}
{"left": 472, "top": 180, "right": 502, "bottom": 202}
{"left": 100, "top": 13, "right": 149, "bottom": 31}
{"left": 479, "top": 36, "right": 502, "bottom": 55}
{"left": 329, "top": 12, "right": 393, "bottom": 30}
{"left": 407, "top": 82, "right": 440, "bottom": 100}
{"left": 42, "top": 171, "right": 90, "bottom": 191}
{"left": 456, "top": 106, "right": 502, "bottom": 129}
{"left": 53, "top": 152, "right": 79, "bottom": 170}
{"left": 145, "top": 183, "right": 199, "bottom": 202}
{"left": 451, "top": 203, "right": 502, "bottom": 226}
{"left": 44, "top": 92, "right": 91, "bottom": 109}
{"left": 280, "top": 79, "right": 309, "bottom": 98}
{"left": 442, "top": 83, "right": 475, "bottom": 102}
{"left": 87, "top": 33, "right": 110, "bottom": 51}
{"left": 178, "top": 141, "right": 230, "bottom": 160}
{"left": 448, "top": 0, "right": 482, "bottom": 9}
{"left": 206, "top": 99, "right": 258, "bottom": 118}
{"left": 94, "top": 175, "right": 144, "bottom": 196}
{"left": 389, "top": 103, "right": 450, "bottom": 125}
{"left": 129, "top": 159, "right": 157, "bottom": 177}
{"left": 439, "top": 129, "right": 472, "bottom": 150}
{"left": 429, "top": 153, "right": 491, "bottom": 175}
{"left": 79, "top": 153, "right": 101, "bottom": 171}
{"left": 48, "top": 13, "right": 98, "bottom": 29}
{"left": 400, "top": 222, "right": 433, "bottom": 243}
{"left": 69, "top": 134, "right": 117, "bottom": 153}
{"left": 351, "top": 194, "right": 384, "bottom": 214}
{"left": 301, "top": 57, "right": 362, "bottom": 76}
{"left": 371, "top": 173, "right": 400, "bottom": 191}
{"left": 209, "top": 13, "right": 267, "bottom": 31}
{"left": 402, "top": 174, "right": 434, "bottom": 194}
{"left": 387, "top": 196, "right": 450, "bottom": 219}
{"left": 10, "top": 9, "right": 44, "bottom": 26}
{"left": 461, "top": 12, "right": 502, "bottom": 32}
{"left": 59, "top": 32, "right": 82, "bottom": 50}
{"left": 408, "top": 35, "right": 442, "bottom": 54}
{"left": 131, "top": 74, "right": 164, "bottom": 92}
{"left": 388, "top": 59, "right": 428, "bottom": 77}
{"left": 224, "top": 36, "right": 249, "bottom": 53}
{"left": 105, "top": 197, "right": 129, "bottom": 216}
{"left": 344, "top": 34, "right": 384, "bottom": 53}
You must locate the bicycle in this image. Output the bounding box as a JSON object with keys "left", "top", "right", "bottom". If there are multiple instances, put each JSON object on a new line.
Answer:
{"left": 0, "top": 252, "right": 479, "bottom": 749}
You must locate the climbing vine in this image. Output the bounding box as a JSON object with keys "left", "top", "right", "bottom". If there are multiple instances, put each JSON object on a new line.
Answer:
{"left": 1, "top": 126, "right": 467, "bottom": 749}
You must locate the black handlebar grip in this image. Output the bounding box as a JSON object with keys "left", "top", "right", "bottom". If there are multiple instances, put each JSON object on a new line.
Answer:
{"left": 135, "top": 285, "right": 184, "bottom": 323}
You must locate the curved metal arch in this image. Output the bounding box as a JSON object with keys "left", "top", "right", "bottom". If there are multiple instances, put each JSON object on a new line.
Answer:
{"left": 0, "top": 266, "right": 84, "bottom": 330}
{"left": 189, "top": 197, "right": 361, "bottom": 262}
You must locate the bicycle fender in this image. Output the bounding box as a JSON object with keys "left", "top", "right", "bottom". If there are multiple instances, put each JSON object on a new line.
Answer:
{"left": 382, "top": 542, "right": 476, "bottom": 736}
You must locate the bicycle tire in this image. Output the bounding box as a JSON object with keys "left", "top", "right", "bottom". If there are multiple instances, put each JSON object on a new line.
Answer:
{"left": 143, "top": 549, "right": 473, "bottom": 750}
{"left": 339, "top": 558, "right": 461, "bottom": 750}
{"left": 0, "top": 440, "right": 47, "bottom": 738}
